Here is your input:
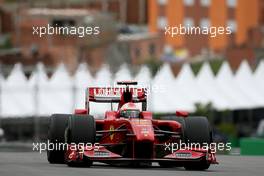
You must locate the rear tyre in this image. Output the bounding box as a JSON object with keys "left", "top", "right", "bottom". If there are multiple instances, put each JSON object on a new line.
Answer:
{"left": 47, "top": 114, "right": 69, "bottom": 164}
{"left": 65, "top": 115, "right": 96, "bottom": 167}
{"left": 183, "top": 116, "right": 212, "bottom": 170}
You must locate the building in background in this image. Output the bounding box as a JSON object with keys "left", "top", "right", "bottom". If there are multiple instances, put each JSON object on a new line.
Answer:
{"left": 12, "top": 0, "right": 148, "bottom": 25}
{"left": 148, "top": 0, "right": 264, "bottom": 67}
{"left": 116, "top": 32, "right": 164, "bottom": 64}
{"left": 0, "top": 0, "right": 162, "bottom": 74}
{"left": 0, "top": 0, "right": 263, "bottom": 74}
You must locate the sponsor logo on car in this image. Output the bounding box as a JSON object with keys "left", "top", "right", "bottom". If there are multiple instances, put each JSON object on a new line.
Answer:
{"left": 141, "top": 127, "right": 149, "bottom": 136}
{"left": 109, "top": 125, "right": 115, "bottom": 140}
{"left": 94, "top": 151, "right": 110, "bottom": 157}
{"left": 175, "top": 152, "right": 192, "bottom": 158}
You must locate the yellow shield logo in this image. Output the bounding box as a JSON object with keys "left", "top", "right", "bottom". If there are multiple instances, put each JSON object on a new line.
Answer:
{"left": 109, "top": 125, "right": 115, "bottom": 140}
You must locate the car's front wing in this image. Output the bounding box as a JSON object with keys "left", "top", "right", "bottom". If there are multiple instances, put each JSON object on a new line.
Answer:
{"left": 65, "top": 144, "right": 218, "bottom": 164}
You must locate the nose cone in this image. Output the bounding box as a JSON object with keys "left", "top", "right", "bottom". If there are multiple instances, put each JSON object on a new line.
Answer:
{"left": 130, "top": 119, "right": 154, "bottom": 142}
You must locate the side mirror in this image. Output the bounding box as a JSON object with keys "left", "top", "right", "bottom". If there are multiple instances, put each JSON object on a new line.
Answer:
{"left": 75, "top": 109, "right": 88, "bottom": 115}
{"left": 176, "top": 110, "right": 189, "bottom": 117}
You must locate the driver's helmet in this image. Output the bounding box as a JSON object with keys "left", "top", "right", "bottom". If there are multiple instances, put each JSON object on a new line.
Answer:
{"left": 119, "top": 103, "right": 140, "bottom": 118}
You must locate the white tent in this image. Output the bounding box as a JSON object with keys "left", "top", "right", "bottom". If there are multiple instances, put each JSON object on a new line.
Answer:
{"left": 0, "top": 72, "right": 4, "bottom": 117}
{"left": 93, "top": 65, "right": 112, "bottom": 86}
{"left": 1, "top": 64, "right": 34, "bottom": 117}
{"left": 176, "top": 64, "right": 204, "bottom": 109}
{"left": 113, "top": 64, "right": 132, "bottom": 84}
{"left": 196, "top": 62, "right": 231, "bottom": 110}
{"left": 0, "top": 60, "right": 263, "bottom": 117}
{"left": 152, "top": 64, "right": 192, "bottom": 112}
{"left": 73, "top": 63, "right": 93, "bottom": 109}
{"left": 28, "top": 63, "right": 49, "bottom": 116}
{"left": 235, "top": 60, "right": 264, "bottom": 108}
{"left": 134, "top": 66, "right": 152, "bottom": 85}
{"left": 172, "top": 80, "right": 195, "bottom": 112}
{"left": 216, "top": 61, "right": 253, "bottom": 109}
{"left": 254, "top": 60, "right": 264, "bottom": 91}
{"left": 41, "top": 64, "right": 73, "bottom": 115}
{"left": 28, "top": 63, "right": 48, "bottom": 86}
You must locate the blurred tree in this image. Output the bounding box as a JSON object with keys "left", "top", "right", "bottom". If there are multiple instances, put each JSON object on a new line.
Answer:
{"left": 194, "top": 102, "right": 215, "bottom": 123}
{"left": 190, "top": 62, "right": 203, "bottom": 76}
{"left": 144, "top": 57, "right": 162, "bottom": 77}
{"left": 190, "top": 58, "right": 225, "bottom": 76}
{"left": 209, "top": 59, "right": 224, "bottom": 75}
{"left": 217, "top": 122, "right": 237, "bottom": 138}
{"left": 0, "top": 34, "right": 12, "bottom": 49}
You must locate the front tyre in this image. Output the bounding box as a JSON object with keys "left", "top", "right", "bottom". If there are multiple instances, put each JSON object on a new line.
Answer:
{"left": 65, "top": 115, "right": 96, "bottom": 167}
{"left": 183, "top": 116, "right": 212, "bottom": 170}
{"left": 47, "top": 114, "right": 69, "bottom": 164}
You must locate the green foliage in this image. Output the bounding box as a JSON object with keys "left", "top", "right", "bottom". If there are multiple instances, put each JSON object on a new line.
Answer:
{"left": 190, "top": 59, "right": 225, "bottom": 76}
{"left": 209, "top": 59, "right": 224, "bottom": 75}
{"left": 190, "top": 62, "right": 203, "bottom": 76}
{"left": 193, "top": 102, "right": 215, "bottom": 122}
{"left": 0, "top": 35, "right": 12, "bottom": 49}
{"left": 194, "top": 102, "right": 214, "bottom": 115}
{"left": 144, "top": 57, "right": 163, "bottom": 77}
{"left": 217, "top": 122, "right": 237, "bottom": 137}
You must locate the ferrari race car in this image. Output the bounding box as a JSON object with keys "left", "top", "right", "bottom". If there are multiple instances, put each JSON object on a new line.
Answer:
{"left": 47, "top": 81, "right": 217, "bottom": 170}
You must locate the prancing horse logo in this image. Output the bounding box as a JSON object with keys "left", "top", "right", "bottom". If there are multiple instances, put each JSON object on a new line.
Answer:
{"left": 109, "top": 125, "right": 115, "bottom": 140}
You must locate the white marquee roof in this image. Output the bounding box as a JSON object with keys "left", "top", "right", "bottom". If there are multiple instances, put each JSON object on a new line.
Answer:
{"left": 0, "top": 60, "right": 264, "bottom": 117}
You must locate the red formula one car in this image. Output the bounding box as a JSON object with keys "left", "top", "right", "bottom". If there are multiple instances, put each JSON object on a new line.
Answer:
{"left": 47, "top": 81, "right": 217, "bottom": 170}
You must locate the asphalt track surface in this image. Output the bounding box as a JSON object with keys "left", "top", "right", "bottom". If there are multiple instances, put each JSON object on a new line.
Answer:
{"left": 0, "top": 152, "right": 263, "bottom": 176}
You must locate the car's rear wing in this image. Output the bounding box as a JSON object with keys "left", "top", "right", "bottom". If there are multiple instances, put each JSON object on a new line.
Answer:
{"left": 86, "top": 87, "right": 147, "bottom": 103}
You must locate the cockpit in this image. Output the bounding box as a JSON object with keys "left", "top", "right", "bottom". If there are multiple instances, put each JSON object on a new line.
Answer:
{"left": 120, "top": 109, "right": 140, "bottom": 119}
